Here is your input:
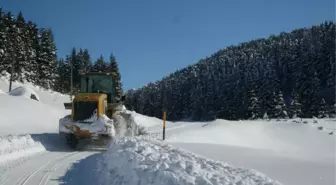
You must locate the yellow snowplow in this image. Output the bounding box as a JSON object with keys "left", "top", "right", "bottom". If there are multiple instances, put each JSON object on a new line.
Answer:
{"left": 59, "top": 72, "right": 142, "bottom": 149}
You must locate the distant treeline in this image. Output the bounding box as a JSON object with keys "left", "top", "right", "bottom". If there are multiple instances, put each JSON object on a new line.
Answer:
{"left": 0, "top": 9, "right": 123, "bottom": 99}
{"left": 125, "top": 21, "right": 336, "bottom": 120}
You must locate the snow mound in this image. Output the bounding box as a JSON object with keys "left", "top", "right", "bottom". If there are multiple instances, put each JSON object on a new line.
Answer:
{"left": 0, "top": 134, "right": 45, "bottom": 164}
{"left": 0, "top": 89, "right": 5, "bottom": 94}
{"left": 98, "top": 137, "right": 281, "bottom": 185}
{"left": 0, "top": 72, "right": 69, "bottom": 108}
{"left": 0, "top": 95, "right": 68, "bottom": 136}
{"left": 8, "top": 86, "right": 40, "bottom": 101}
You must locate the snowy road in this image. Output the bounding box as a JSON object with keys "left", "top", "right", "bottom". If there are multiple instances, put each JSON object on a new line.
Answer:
{"left": 0, "top": 149, "right": 100, "bottom": 185}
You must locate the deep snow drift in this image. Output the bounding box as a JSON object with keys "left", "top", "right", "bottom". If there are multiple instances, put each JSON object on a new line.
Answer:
{"left": 97, "top": 137, "right": 281, "bottom": 185}
{"left": 0, "top": 73, "right": 69, "bottom": 136}
{"left": 8, "top": 86, "right": 40, "bottom": 101}
{"left": 0, "top": 94, "right": 68, "bottom": 136}
{"left": 0, "top": 76, "right": 70, "bottom": 163}
{"left": 164, "top": 119, "right": 335, "bottom": 185}
{"left": 0, "top": 73, "right": 70, "bottom": 108}
{"left": 0, "top": 134, "right": 45, "bottom": 165}
{"left": 166, "top": 119, "right": 335, "bottom": 160}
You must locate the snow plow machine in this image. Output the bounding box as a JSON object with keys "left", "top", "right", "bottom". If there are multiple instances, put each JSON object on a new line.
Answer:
{"left": 59, "top": 71, "right": 144, "bottom": 150}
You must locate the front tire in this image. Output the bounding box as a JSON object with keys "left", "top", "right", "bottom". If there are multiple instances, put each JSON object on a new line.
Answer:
{"left": 66, "top": 134, "right": 78, "bottom": 150}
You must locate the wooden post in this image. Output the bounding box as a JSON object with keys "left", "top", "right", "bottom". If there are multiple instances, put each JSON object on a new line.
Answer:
{"left": 163, "top": 111, "right": 166, "bottom": 140}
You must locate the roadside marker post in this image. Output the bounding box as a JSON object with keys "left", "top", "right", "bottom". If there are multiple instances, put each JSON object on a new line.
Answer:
{"left": 163, "top": 111, "right": 166, "bottom": 140}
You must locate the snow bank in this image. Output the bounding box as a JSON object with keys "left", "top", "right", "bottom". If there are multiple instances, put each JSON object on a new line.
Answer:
{"left": 97, "top": 137, "right": 281, "bottom": 185}
{"left": 0, "top": 72, "right": 69, "bottom": 109}
{"left": 0, "top": 89, "right": 4, "bottom": 94}
{"left": 166, "top": 119, "right": 336, "bottom": 160}
{"left": 0, "top": 134, "right": 45, "bottom": 164}
{"left": 0, "top": 95, "right": 68, "bottom": 136}
{"left": 130, "top": 110, "right": 166, "bottom": 128}
{"left": 8, "top": 86, "right": 40, "bottom": 101}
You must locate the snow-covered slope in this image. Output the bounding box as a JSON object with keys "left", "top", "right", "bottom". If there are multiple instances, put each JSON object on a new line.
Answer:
{"left": 164, "top": 119, "right": 335, "bottom": 185}
{"left": 0, "top": 93, "right": 68, "bottom": 136}
{"left": 0, "top": 73, "right": 70, "bottom": 109}
{"left": 0, "top": 77, "right": 70, "bottom": 163}
{"left": 115, "top": 113, "right": 335, "bottom": 185}
{"left": 167, "top": 119, "right": 335, "bottom": 159}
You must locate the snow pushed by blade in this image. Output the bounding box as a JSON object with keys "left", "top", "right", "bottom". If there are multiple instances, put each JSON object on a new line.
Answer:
{"left": 97, "top": 137, "right": 282, "bottom": 185}
{"left": 112, "top": 111, "right": 149, "bottom": 138}
{"left": 0, "top": 134, "right": 45, "bottom": 164}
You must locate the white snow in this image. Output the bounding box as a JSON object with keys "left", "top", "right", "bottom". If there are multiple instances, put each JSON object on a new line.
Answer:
{"left": 130, "top": 110, "right": 168, "bottom": 128}
{"left": 1, "top": 73, "right": 334, "bottom": 185}
{"left": 163, "top": 119, "right": 335, "bottom": 185}
{"left": 0, "top": 94, "right": 68, "bottom": 136}
{"left": 8, "top": 86, "right": 40, "bottom": 101}
{"left": 97, "top": 137, "right": 281, "bottom": 185}
{"left": 0, "top": 134, "right": 45, "bottom": 164}
{"left": 0, "top": 72, "right": 70, "bottom": 109}
{"left": 59, "top": 114, "right": 115, "bottom": 137}
{"left": 0, "top": 75, "right": 69, "bottom": 163}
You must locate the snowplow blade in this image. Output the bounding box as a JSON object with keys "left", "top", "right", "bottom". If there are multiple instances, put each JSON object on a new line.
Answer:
{"left": 64, "top": 102, "right": 72, "bottom": 109}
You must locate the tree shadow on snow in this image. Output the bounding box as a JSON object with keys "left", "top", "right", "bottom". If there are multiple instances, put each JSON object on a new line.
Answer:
{"left": 54, "top": 153, "right": 104, "bottom": 185}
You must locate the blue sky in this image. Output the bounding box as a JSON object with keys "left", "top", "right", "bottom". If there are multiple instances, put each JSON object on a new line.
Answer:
{"left": 2, "top": 0, "right": 335, "bottom": 90}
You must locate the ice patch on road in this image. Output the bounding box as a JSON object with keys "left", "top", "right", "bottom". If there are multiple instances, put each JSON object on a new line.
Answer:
{"left": 97, "top": 137, "right": 281, "bottom": 185}
{"left": 0, "top": 134, "right": 45, "bottom": 165}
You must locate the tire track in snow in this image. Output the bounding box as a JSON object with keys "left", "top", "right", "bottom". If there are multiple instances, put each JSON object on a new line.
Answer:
{"left": 38, "top": 152, "right": 83, "bottom": 185}
{"left": 16, "top": 152, "right": 78, "bottom": 185}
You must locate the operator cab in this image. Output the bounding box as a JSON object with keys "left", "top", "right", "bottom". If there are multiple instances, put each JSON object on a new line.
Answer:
{"left": 80, "top": 72, "right": 117, "bottom": 103}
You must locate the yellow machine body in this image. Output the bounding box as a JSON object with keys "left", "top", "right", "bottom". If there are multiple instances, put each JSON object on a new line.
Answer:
{"left": 70, "top": 93, "right": 107, "bottom": 121}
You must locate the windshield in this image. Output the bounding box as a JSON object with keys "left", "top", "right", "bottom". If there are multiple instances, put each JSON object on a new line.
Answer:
{"left": 81, "top": 75, "right": 113, "bottom": 94}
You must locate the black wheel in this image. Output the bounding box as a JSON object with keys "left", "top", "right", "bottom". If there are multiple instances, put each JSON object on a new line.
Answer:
{"left": 66, "top": 134, "right": 78, "bottom": 150}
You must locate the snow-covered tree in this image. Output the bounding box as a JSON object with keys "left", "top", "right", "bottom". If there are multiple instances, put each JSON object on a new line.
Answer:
{"left": 247, "top": 89, "right": 261, "bottom": 119}
{"left": 273, "top": 91, "right": 289, "bottom": 119}
{"left": 289, "top": 91, "right": 302, "bottom": 118}
{"left": 108, "top": 53, "right": 123, "bottom": 102}
{"left": 36, "top": 28, "right": 57, "bottom": 89}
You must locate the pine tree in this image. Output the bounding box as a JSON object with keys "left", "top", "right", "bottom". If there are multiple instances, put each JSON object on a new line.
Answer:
{"left": 247, "top": 89, "right": 261, "bottom": 119}
{"left": 3, "top": 12, "right": 18, "bottom": 84}
{"left": 26, "top": 21, "right": 39, "bottom": 83}
{"left": 91, "top": 55, "right": 107, "bottom": 72}
{"left": 273, "top": 91, "right": 289, "bottom": 119}
{"left": 0, "top": 8, "right": 6, "bottom": 74}
{"left": 15, "top": 11, "right": 28, "bottom": 82}
{"left": 37, "top": 28, "right": 57, "bottom": 89}
{"left": 289, "top": 91, "right": 302, "bottom": 118}
{"left": 318, "top": 98, "right": 328, "bottom": 118}
{"left": 108, "top": 53, "right": 123, "bottom": 102}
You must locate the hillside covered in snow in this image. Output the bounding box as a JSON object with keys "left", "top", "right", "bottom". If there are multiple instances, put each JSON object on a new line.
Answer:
{"left": 125, "top": 21, "right": 336, "bottom": 121}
